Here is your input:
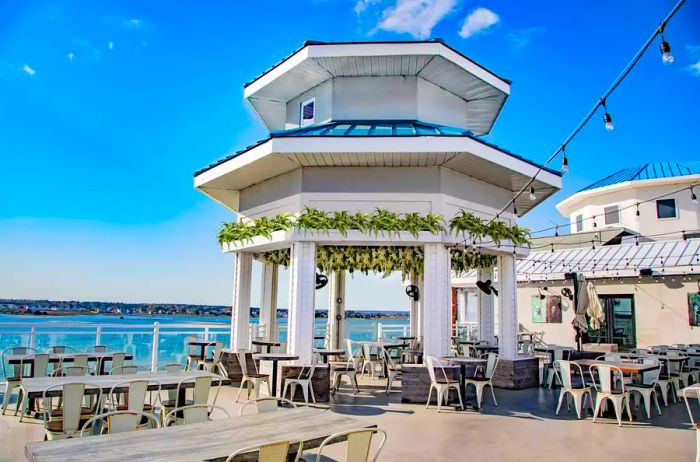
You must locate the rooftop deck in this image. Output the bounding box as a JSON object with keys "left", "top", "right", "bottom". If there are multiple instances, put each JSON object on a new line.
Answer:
{"left": 1, "top": 375, "right": 694, "bottom": 461}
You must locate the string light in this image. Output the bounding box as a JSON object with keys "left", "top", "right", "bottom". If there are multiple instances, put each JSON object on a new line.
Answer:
{"left": 561, "top": 146, "right": 569, "bottom": 174}
{"left": 601, "top": 98, "right": 614, "bottom": 131}
{"left": 659, "top": 24, "right": 674, "bottom": 64}
{"left": 554, "top": 226, "right": 559, "bottom": 238}
{"left": 529, "top": 187, "right": 536, "bottom": 201}
{"left": 692, "top": 186, "right": 698, "bottom": 204}
{"left": 636, "top": 203, "right": 640, "bottom": 217}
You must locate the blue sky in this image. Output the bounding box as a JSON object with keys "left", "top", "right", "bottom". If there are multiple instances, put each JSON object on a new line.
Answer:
{"left": 0, "top": 0, "right": 698, "bottom": 309}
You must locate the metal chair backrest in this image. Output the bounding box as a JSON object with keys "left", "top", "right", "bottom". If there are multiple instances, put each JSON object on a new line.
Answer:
{"left": 380, "top": 348, "right": 398, "bottom": 371}
{"left": 361, "top": 343, "right": 373, "bottom": 359}
{"left": 237, "top": 351, "right": 253, "bottom": 376}
{"left": 27, "top": 353, "right": 53, "bottom": 378}
{"left": 596, "top": 354, "right": 620, "bottom": 363}
{"left": 315, "top": 428, "right": 387, "bottom": 462}
{"left": 2, "top": 347, "right": 35, "bottom": 379}
{"left": 483, "top": 353, "right": 499, "bottom": 379}
{"left": 239, "top": 397, "right": 296, "bottom": 416}
{"left": 682, "top": 387, "right": 700, "bottom": 427}
{"left": 45, "top": 345, "right": 75, "bottom": 354}
{"left": 164, "top": 404, "right": 230, "bottom": 427}
{"left": 590, "top": 364, "right": 625, "bottom": 394}
{"left": 297, "top": 354, "right": 320, "bottom": 380}
{"left": 81, "top": 410, "right": 158, "bottom": 436}
{"left": 639, "top": 357, "right": 661, "bottom": 386}
{"left": 85, "top": 345, "right": 110, "bottom": 353}
{"left": 110, "top": 365, "right": 139, "bottom": 375}
{"left": 72, "top": 354, "right": 89, "bottom": 369}
{"left": 157, "top": 363, "right": 184, "bottom": 373}
{"left": 109, "top": 379, "right": 157, "bottom": 412}
{"left": 554, "top": 360, "right": 585, "bottom": 389}
{"left": 211, "top": 342, "right": 224, "bottom": 362}
{"left": 185, "top": 336, "right": 198, "bottom": 356}
{"left": 43, "top": 382, "right": 99, "bottom": 435}
{"left": 178, "top": 375, "right": 213, "bottom": 405}
{"left": 110, "top": 352, "right": 127, "bottom": 369}
{"left": 52, "top": 366, "right": 87, "bottom": 377}
{"left": 225, "top": 440, "right": 300, "bottom": 462}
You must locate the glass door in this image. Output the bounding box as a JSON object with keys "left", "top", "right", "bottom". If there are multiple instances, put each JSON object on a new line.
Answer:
{"left": 585, "top": 294, "right": 636, "bottom": 351}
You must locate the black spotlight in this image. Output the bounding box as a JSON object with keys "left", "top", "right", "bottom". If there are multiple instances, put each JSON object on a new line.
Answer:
{"left": 476, "top": 280, "right": 499, "bottom": 296}
{"left": 405, "top": 285, "right": 420, "bottom": 301}
{"left": 315, "top": 273, "right": 328, "bottom": 290}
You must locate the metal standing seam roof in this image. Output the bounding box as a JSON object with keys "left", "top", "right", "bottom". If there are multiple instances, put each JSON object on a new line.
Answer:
{"left": 578, "top": 162, "right": 699, "bottom": 192}
{"left": 517, "top": 238, "right": 700, "bottom": 280}
{"left": 193, "top": 120, "right": 561, "bottom": 177}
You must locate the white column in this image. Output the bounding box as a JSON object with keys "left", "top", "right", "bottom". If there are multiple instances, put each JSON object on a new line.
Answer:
{"left": 408, "top": 273, "right": 421, "bottom": 337}
{"left": 328, "top": 271, "right": 346, "bottom": 349}
{"left": 477, "top": 267, "right": 496, "bottom": 345}
{"left": 421, "top": 244, "right": 452, "bottom": 359}
{"left": 497, "top": 254, "right": 518, "bottom": 360}
{"left": 231, "top": 251, "right": 253, "bottom": 351}
{"left": 287, "top": 242, "right": 316, "bottom": 364}
{"left": 457, "top": 289, "right": 468, "bottom": 323}
{"left": 259, "top": 263, "right": 278, "bottom": 341}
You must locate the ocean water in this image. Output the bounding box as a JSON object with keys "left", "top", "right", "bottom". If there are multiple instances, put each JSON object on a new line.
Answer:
{"left": 0, "top": 314, "right": 409, "bottom": 376}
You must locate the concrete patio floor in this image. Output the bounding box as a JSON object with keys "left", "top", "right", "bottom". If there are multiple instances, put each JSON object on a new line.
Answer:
{"left": 0, "top": 376, "right": 695, "bottom": 461}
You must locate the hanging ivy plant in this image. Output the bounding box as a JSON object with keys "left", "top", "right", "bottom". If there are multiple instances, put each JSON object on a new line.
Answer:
{"left": 219, "top": 207, "right": 530, "bottom": 248}
{"left": 451, "top": 250, "right": 497, "bottom": 276}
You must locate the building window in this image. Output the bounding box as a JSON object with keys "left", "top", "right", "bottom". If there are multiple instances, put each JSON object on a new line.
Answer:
{"left": 575, "top": 214, "right": 583, "bottom": 232}
{"left": 300, "top": 98, "right": 315, "bottom": 127}
{"left": 604, "top": 205, "right": 619, "bottom": 225}
{"left": 656, "top": 198, "right": 677, "bottom": 219}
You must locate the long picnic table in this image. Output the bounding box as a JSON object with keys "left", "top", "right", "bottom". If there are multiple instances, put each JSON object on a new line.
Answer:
{"left": 573, "top": 359, "right": 659, "bottom": 375}
{"left": 25, "top": 407, "right": 374, "bottom": 462}
{"left": 7, "top": 352, "right": 134, "bottom": 376}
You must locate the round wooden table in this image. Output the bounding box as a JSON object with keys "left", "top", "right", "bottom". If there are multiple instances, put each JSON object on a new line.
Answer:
{"left": 314, "top": 348, "right": 345, "bottom": 364}
{"left": 251, "top": 340, "right": 281, "bottom": 354}
{"left": 253, "top": 353, "right": 299, "bottom": 397}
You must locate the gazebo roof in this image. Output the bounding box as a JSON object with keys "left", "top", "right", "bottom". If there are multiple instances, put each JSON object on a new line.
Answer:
{"left": 243, "top": 40, "right": 511, "bottom": 135}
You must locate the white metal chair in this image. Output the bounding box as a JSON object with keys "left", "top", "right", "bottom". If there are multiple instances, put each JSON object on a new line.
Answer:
{"left": 225, "top": 439, "right": 302, "bottom": 462}
{"left": 381, "top": 347, "right": 401, "bottom": 394}
{"left": 360, "top": 343, "right": 381, "bottom": 379}
{"left": 71, "top": 354, "right": 89, "bottom": 370}
{"left": 330, "top": 340, "right": 360, "bottom": 395}
{"left": 657, "top": 357, "right": 680, "bottom": 405}
{"left": 682, "top": 387, "right": 700, "bottom": 462}
{"left": 546, "top": 347, "right": 571, "bottom": 388}
{"left": 236, "top": 351, "right": 270, "bottom": 402}
{"left": 45, "top": 345, "right": 76, "bottom": 354}
{"left": 42, "top": 382, "right": 100, "bottom": 440}
{"left": 425, "top": 355, "right": 463, "bottom": 412}
{"left": 554, "top": 360, "right": 593, "bottom": 419}
{"left": 85, "top": 345, "right": 111, "bottom": 353}
{"left": 164, "top": 403, "right": 230, "bottom": 427}
{"left": 313, "top": 428, "right": 387, "bottom": 462}
{"left": 80, "top": 410, "right": 158, "bottom": 436}
{"left": 101, "top": 352, "right": 127, "bottom": 375}
{"left": 590, "top": 364, "right": 633, "bottom": 427}
{"left": 627, "top": 357, "right": 663, "bottom": 419}
{"left": 239, "top": 397, "right": 296, "bottom": 416}
{"left": 197, "top": 341, "right": 223, "bottom": 370}
{"left": 52, "top": 366, "right": 87, "bottom": 377}
{"left": 465, "top": 353, "right": 499, "bottom": 409}
{"left": 282, "top": 354, "right": 319, "bottom": 404}
{"left": 156, "top": 363, "right": 185, "bottom": 373}
{"left": 106, "top": 378, "right": 160, "bottom": 427}
{"left": 160, "top": 375, "right": 217, "bottom": 423}
{"left": 18, "top": 353, "right": 53, "bottom": 422}
{"left": 1, "top": 347, "right": 36, "bottom": 416}
{"left": 184, "top": 336, "right": 200, "bottom": 371}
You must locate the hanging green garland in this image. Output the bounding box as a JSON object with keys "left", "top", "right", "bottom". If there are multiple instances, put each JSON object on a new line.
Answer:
{"left": 254, "top": 246, "right": 496, "bottom": 280}
{"left": 219, "top": 207, "right": 530, "bottom": 248}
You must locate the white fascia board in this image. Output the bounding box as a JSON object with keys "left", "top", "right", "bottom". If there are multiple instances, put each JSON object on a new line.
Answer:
{"left": 243, "top": 47, "right": 311, "bottom": 99}
{"left": 273, "top": 136, "right": 561, "bottom": 189}
{"left": 194, "top": 140, "right": 274, "bottom": 188}
{"left": 556, "top": 174, "right": 700, "bottom": 216}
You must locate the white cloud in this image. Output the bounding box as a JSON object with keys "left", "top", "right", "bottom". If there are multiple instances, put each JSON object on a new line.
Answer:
{"left": 459, "top": 7, "right": 499, "bottom": 38}
{"left": 22, "top": 64, "right": 36, "bottom": 76}
{"left": 374, "top": 0, "right": 457, "bottom": 39}
{"left": 354, "top": 0, "right": 380, "bottom": 15}
{"left": 688, "top": 61, "right": 700, "bottom": 77}
{"left": 121, "top": 18, "right": 145, "bottom": 29}
{"left": 507, "top": 26, "right": 544, "bottom": 49}
{"left": 67, "top": 52, "right": 74, "bottom": 62}
{"left": 108, "top": 41, "right": 114, "bottom": 50}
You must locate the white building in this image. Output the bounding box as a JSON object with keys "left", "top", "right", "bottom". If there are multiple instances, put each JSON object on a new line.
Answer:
{"left": 454, "top": 162, "right": 700, "bottom": 350}
{"left": 194, "top": 40, "right": 561, "bottom": 383}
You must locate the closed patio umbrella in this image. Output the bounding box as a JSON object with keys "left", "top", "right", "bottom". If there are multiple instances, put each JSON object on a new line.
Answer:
{"left": 571, "top": 275, "right": 589, "bottom": 334}
{"left": 585, "top": 281, "right": 605, "bottom": 330}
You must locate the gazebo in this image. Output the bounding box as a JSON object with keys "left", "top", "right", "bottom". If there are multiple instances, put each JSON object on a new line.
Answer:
{"left": 194, "top": 39, "right": 561, "bottom": 384}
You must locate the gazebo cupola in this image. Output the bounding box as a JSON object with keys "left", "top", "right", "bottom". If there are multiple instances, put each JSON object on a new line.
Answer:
{"left": 194, "top": 40, "right": 561, "bottom": 369}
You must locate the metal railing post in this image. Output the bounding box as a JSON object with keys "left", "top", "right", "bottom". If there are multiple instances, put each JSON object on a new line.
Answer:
{"left": 150, "top": 322, "right": 160, "bottom": 372}
{"left": 96, "top": 326, "right": 102, "bottom": 345}
{"left": 29, "top": 327, "right": 36, "bottom": 349}
{"left": 377, "top": 322, "right": 383, "bottom": 341}
{"left": 204, "top": 326, "right": 210, "bottom": 341}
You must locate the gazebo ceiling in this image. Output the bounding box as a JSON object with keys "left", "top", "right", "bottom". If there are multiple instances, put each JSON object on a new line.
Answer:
{"left": 194, "top": 125, "right": 561, "bottom": 217}
{"left": 243, "top": 40, "right": 511, "bottom": 136}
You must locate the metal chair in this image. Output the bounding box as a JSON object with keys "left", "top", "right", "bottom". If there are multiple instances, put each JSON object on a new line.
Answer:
{"left": 239, "top": 397, "right": 296, "bottom": 416}
{"left": 281, "top": 354, "right": 319, "bottom": 404}
{"left": 313, "top": 428, "right": 387, "bottom": 462}
{"left": 590, "top": 364, "right": 633, "bottom": 427}
{"left": 627, "top": 357, "right": 663, "bottom": 419}
{"left": 44, "top": 346, "right": 76, "bottom": 354}
{"left": 330, "top": 340, "right": 360, "bottom": 395}
{"left": 1, "top": 347, "right": 36, "bottom": 416}
{"left": 225, "top": 439, "right": 302, "bottom": 462}
{"left": 554, "top": 360, "right": 593, "bottom": 419}
{"left": 236, "top": 351, "right": 270, "bottom": 402}
{"left": 425, "top": 355, "right": 463, "bottom": 412}
{"left": 160, "top": 375, "right": 218, "bottom": 423}
{"left": 465, "top": 353, "right": 499, "bottom": 409}
{"left": 381, "top": 347, "right": 401, "bottom": 394}
{"left": 42, "top": 382, "right": 101, "bottom": 440}
{"left": 80, "top": 410, "right": 158, "bottom": 436}
{"left": 164, "top": 404, "right": 230, "bottom": 427}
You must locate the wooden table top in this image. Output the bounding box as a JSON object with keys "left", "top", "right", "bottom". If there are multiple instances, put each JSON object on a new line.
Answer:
{"left": 20, "top": 370, "right": 228, "bottom": 399}
{"left": 186, "top": 340, "right": 217, "bottom": 346}
{"left": 253, "top": 353, "right": 299, "bottom": 361}
{"left": 441, "top": 356, "right": 487, "bottom": 365}
{"left": 314, "top": 349, "right": 345, "bottom": 355}
{"left": 7, "top": 352, "right": 133, "bottom": 364}
{"left": 573, "top": 359, "right": 659, "bottom": 374}
{"left": 25, "top": 407, "right": 372, "bottom": 462}
{"left": 362, "top": 341, "right": 407, "bottom": 349}
{"left": 251, "top": 340, "right": 281, "bottom": 346}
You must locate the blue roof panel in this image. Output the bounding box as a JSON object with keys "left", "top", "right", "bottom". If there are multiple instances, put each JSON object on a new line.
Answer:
{"left": 578, "top": 162, "right": 699, "bottom": 192}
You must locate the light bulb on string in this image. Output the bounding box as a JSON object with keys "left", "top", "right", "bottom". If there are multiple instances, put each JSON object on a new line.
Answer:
{"left": 691, "top": 187, "right": 698, "bottom": 204}
{"left": 635, "top": 203, "right": 640, "bottom": 217}
{"left": 561, "top": 146, "right": 568, "bottom": 174}
{"left": 513, "top": 203, "right": 518, "bottom": 217}
{"left": 529, "top": 186, "right": 536, "bottom": 201}
{"left": 554, "top": 226, "right": 559, "bottom": 238}
{"left": 601, "top": 98, "right": 614, "bottom": 131}
{"left": 659, "top": 27, "right": 674, "bottom": 65}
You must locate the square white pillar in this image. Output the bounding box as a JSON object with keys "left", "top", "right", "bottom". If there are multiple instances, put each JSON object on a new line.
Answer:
{"left": 231, "top": 252, "right": 253, "bottom": 351}
{"left": 408, "top": 273, "right": 422, "bottom": 337}
{"left": 287, "top": 242, "right": 316, "bottom": 364}
{"left": 477, "top": 267, "right": 496, "bottom": 345}
{"left": 328, "top": 271, "right": 346, "bottom": 349}
{"left": 497, "top": 254, "right": 518, "bottom": 359}
{"left": 421, "top": 244, "right": 451, "bottom": 359}
{"left": 259, "top": 263, "right": 278, "bottom": 341}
